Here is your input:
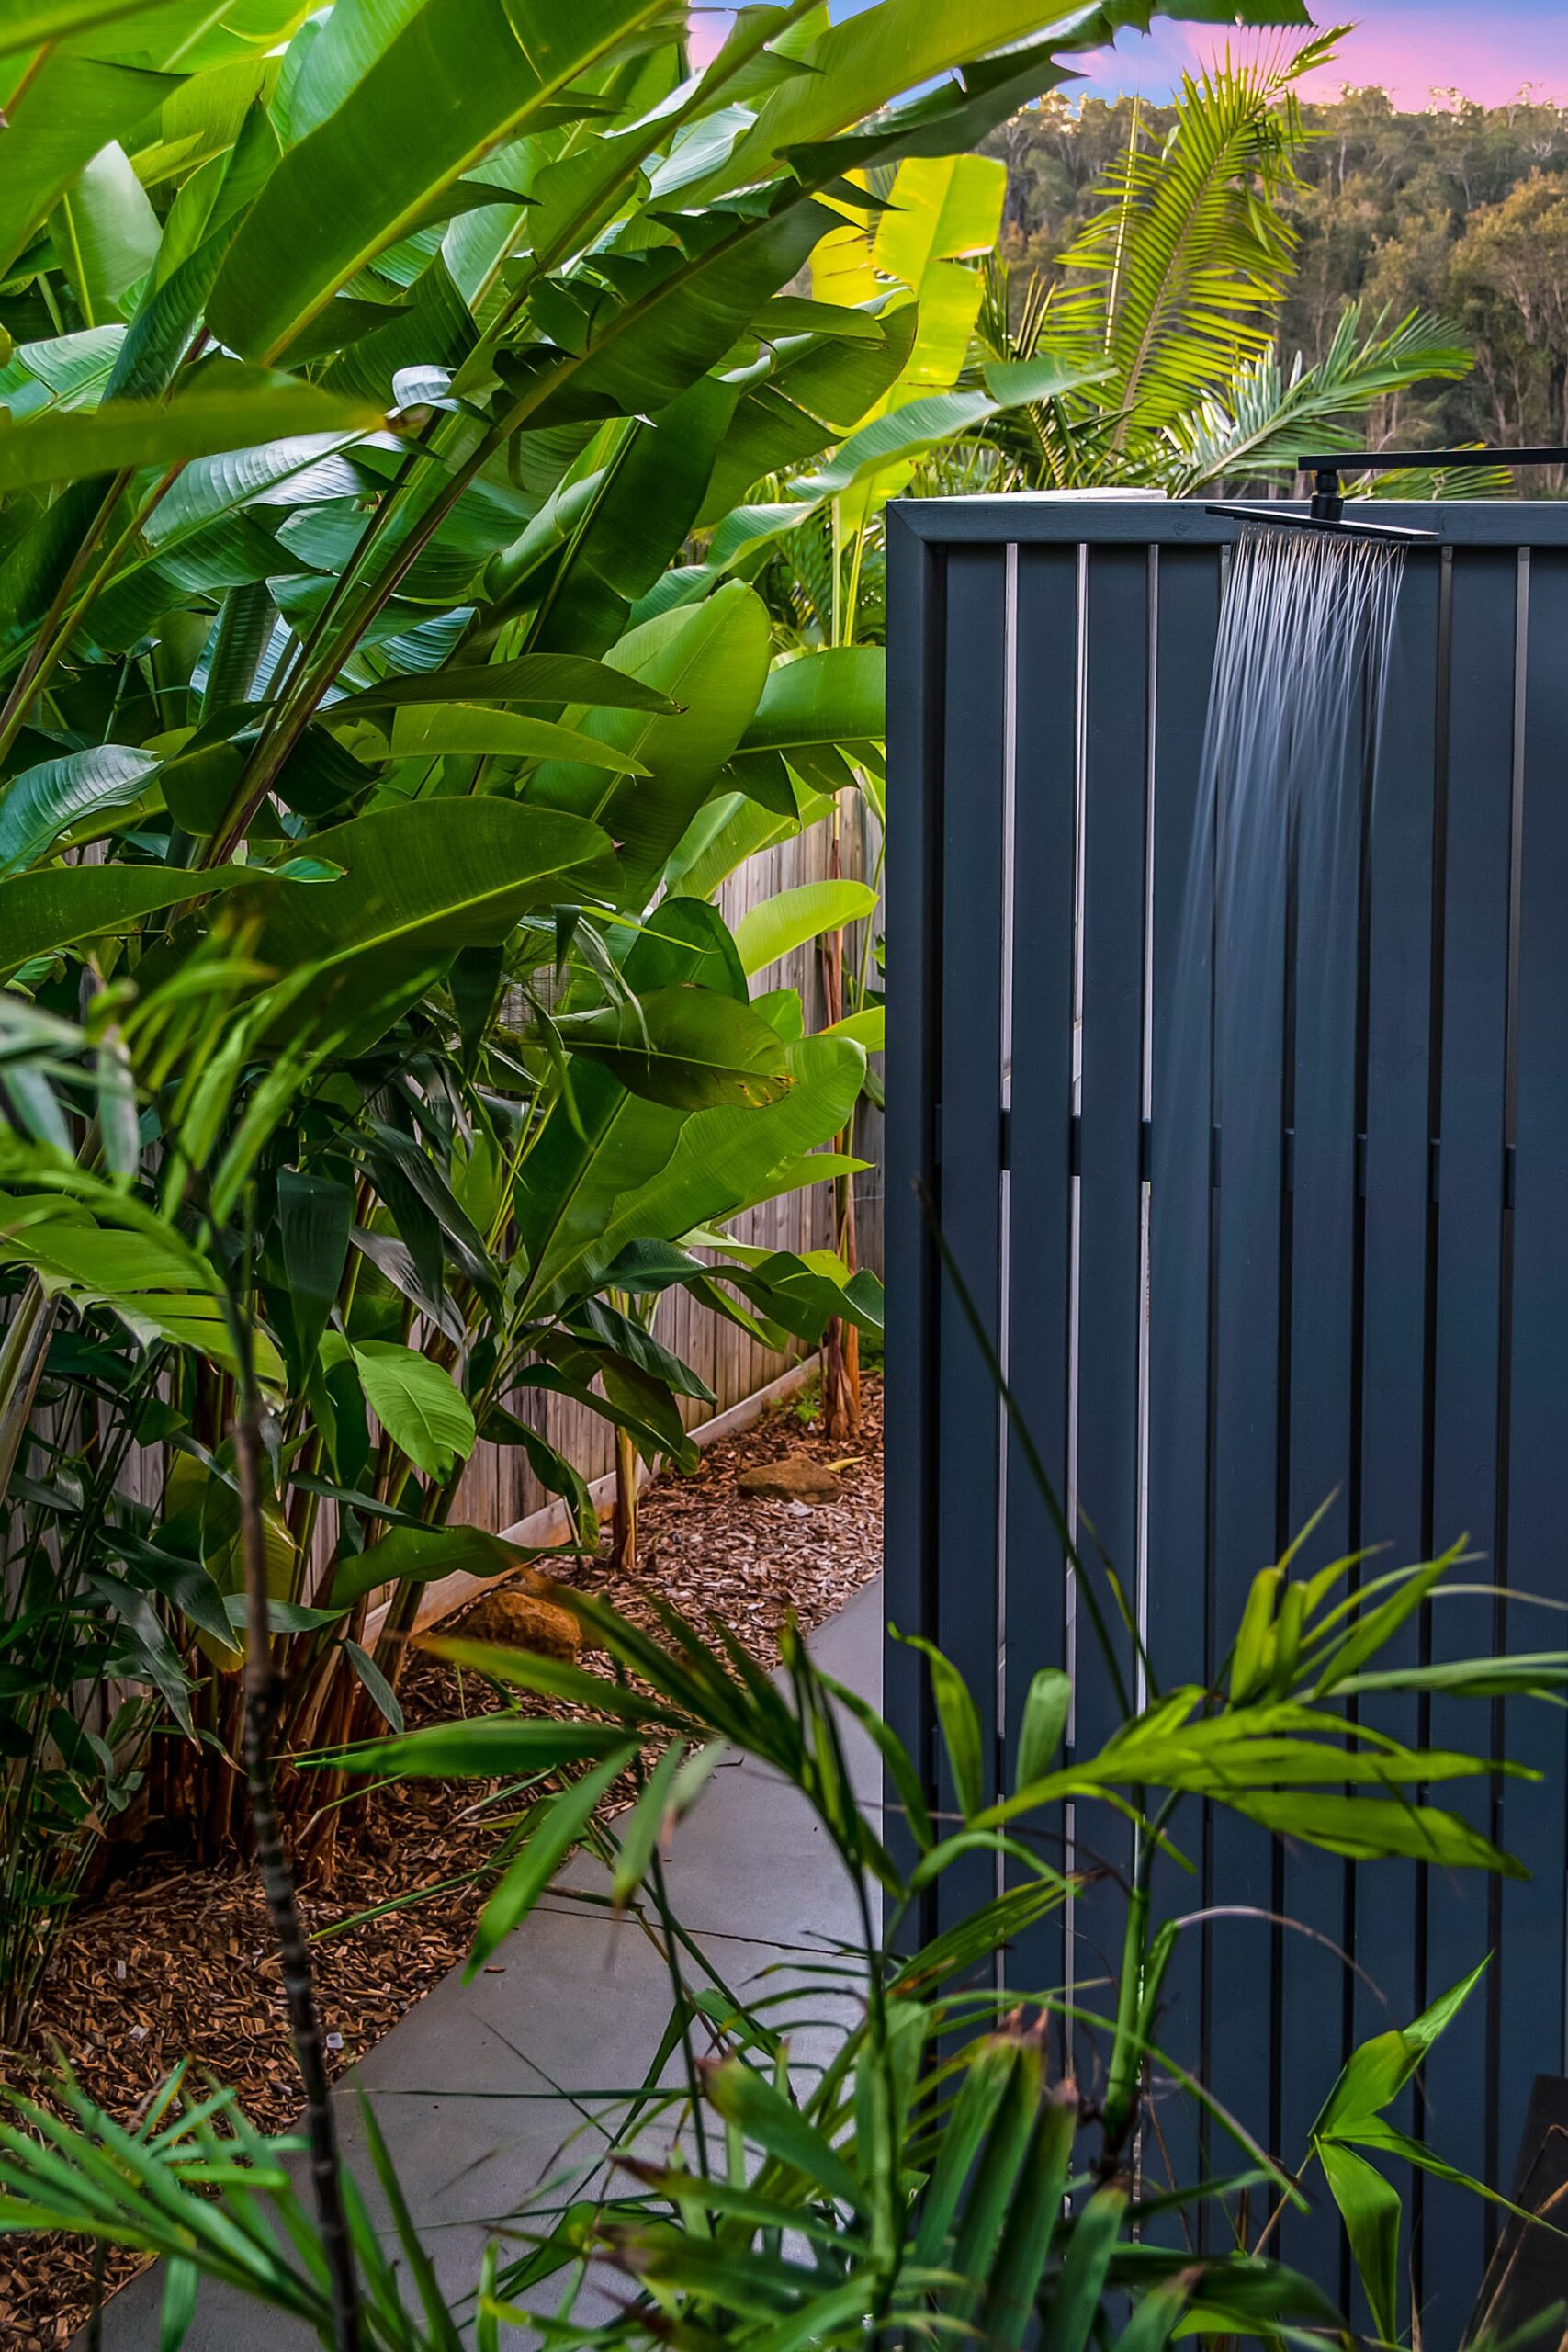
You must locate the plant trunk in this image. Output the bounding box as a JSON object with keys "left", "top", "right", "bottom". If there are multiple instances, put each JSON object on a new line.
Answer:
{"left": 233, "top": 1386, "right": 361, "bottom": 2350}
{"left": 0, "top": 1284, "right": 60, "bottom": 1511}
{"left": 610, "top": 1423, "right": 639, "bottom": 1571}
{"left": 821, "top": 1165, "right": 862, "bottom": 1440}
{"left": 817, "top": 807, "right": 861, "bottom": 1442}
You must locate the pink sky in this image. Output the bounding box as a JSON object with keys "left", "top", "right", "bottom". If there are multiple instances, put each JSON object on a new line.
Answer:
{"left": 689, "top": 6, "right": 1568, "bottom": 112}
{"left": 1077, "top": 7, "right": 1568, "bottom": 109}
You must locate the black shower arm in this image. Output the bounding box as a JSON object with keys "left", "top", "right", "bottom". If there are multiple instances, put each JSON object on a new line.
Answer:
{"left": 1299, "top": 447, "right": 1568, "bottom": 521}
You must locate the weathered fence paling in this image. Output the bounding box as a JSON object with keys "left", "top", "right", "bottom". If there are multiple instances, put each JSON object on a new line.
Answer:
{"left": 886, "top": 497, "right": 1568, "bottom": 2336}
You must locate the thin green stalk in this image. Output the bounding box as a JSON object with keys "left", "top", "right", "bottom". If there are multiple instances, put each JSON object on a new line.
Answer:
{"left": 218, "top": 1247, "right": 362, "bottom": 2352}
{"left": 1098, "top": 1787, "right": 1181, "bottom": 2172}
{"left": 918, "top": 1180, "right": 1142, "bottom": 1720}
{"left": 649, "top": 1846, "right": 715, "bottom": 2188}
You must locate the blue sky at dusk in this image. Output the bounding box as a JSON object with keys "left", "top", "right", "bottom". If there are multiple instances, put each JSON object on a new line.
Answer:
{"left": 692, "top": 3, "right": 1568, "bottom": 110}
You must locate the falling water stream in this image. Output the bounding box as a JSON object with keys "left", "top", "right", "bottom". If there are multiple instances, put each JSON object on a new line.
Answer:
{"left": 1154, "top": 521, "right": 1408, "bottom": 1582}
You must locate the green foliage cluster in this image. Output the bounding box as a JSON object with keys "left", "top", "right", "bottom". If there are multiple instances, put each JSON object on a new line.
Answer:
{"left": 0, "top": 0, "right": 1336, "bottom": 2048}
{"left": 2, "top": 1508, "right": 1564, "bottom": 2347}
{"left": 989, "top": 76, "right": 1568, "bottom": 465}
{"left": 964, "top": 40, "right": 1475, "bottom": 498}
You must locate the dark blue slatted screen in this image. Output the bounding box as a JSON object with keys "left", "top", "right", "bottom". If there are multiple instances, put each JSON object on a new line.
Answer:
{"left": 886, "top": 500, "right": 1568, "bottom": 2343}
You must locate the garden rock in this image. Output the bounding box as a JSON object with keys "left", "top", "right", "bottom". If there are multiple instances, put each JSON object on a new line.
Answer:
{"left": 737, "top": 1453, "right": 840, "bottom": 1506}
{"left": 459, "top": 1579, "right": 581, "bottom": 1661}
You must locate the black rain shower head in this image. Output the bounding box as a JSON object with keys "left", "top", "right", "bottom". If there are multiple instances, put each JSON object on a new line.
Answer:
{"left": 1208, "top": 444, "right": 1568, "bottom": 543}
{"left": 1205, "top": 500, "right": 1438, "bottom": 545}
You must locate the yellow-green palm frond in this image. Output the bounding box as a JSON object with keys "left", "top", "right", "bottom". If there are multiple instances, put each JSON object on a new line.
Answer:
{"left": 1043, "top": 28, "right": 1348, "bottom": 436}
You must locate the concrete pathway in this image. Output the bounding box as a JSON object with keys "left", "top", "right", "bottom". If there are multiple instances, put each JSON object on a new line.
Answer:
{"left": 87, "top": 1577, "right": 884, "bottom": 2346}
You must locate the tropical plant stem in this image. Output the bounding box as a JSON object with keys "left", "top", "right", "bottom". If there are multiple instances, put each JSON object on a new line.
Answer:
{"left": 0, "top": 476, "right": 125, "bottom": 762}
{"left": 0, "top": 1283, "right": 59, "bottom": 1513}
{"left": 227, "top": 1298, "right": 362, "bottom": 2350}
{"left": 1098, "top": 1787, "right": 1181, "bottom": 2177}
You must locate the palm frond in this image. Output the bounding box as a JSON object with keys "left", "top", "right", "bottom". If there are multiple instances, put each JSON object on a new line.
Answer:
{"left": 1040, "top": 31, "right": 1348, "bottom": 436}
{"left": 1156, "top": 305, "right": 1474, "bottom": 494}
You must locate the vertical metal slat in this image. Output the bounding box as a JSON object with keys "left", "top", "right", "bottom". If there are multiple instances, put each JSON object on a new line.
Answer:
{"left": 932, "top": 545, "right": 1010, "bottom": 1937}
{"left": 1422, "top": 546, "right": 1518, "bottom": 2339}
{"left": 1145, "top": 542, "right": 1223, "bottom": 2190}
{"left": 1003, "top": 542, "right": 1082, "bottom": 1996}
{"left": 1351, "top": 554, "right": 1442, "bottom": 2289}
{"left": 1071, "top": 544, "right": 1151, "bottom": 2039}
{"left": 1497, "top": 545, "right": 1568, "bottom": 2191}
{"left": 884, "top": 513, "right": 943, "bottom": 1919}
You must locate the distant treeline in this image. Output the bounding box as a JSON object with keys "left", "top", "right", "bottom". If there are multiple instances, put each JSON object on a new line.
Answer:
{"left": 986, "top": 86, "right": 1568, "bottom": 447}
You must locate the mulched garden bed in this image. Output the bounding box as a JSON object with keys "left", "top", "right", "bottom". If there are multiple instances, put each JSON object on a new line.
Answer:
{"left": 0, "top": 1373, "right": 883, "bottom": 2349}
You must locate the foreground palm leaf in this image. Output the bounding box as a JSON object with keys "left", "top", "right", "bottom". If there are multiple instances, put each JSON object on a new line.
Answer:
{"left": 0, "top": 1521, "right": 1552, "bottom": 2348}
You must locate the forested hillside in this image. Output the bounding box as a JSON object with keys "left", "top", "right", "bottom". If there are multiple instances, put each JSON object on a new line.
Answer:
{"left": 987, "top": 85, "right": 1568, "bottom": 447}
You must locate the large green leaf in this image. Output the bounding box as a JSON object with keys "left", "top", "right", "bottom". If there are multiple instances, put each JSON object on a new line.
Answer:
{"left": 590, "top": 1033, "right": 867, "bottom": 1270}
{"left": 0, "top": 382, "right": 383, "bottom": 493}
{"left": 875, "top": 152, "right": 1009, "bottom": 283}
{"left": 350, "top": 1340, "right": 476, "bottom": 1481}
{"left": 704, "top": 0, "right": 1136, "bottom": 195}
{"left": 384, "top": 704, "right": 649, "bottom": 775}
{"left": 332, "top": 653, "right": 677, "bottom": 717}
{"left": 0, "top": 325, "right": 127, "bottom": 413}
{"left": 0, "top": 1197, "right": 280, "bottom": 1383}
{"left": 513, "top": 1068, "right": 684, "bottom": 1318}
{"left": 738, "top": 647, "right": 886, "bottom": 752}
{"left": 697, "top": 308, "right": 921, "bottom": 526}
{"left": 556, "top": 985, "right": 793, "bottom": 1110}
{"left": 52, "top": 141, "right": 162, "bottom": 328}
{"left": 710, "top": 1246, "right": 886, "bottom": 1342}
{"left": 75, "top": 0, "right": 305, "bottom": 71}
{"left": 285, "top": 0, "right": 428, "bottom": 141}
{"left": 0, "top": 51, "right": 174, "bottom": 276}
{"left": 532, "top": 195, "right": 839, "bottom": 426}
{"left": 733, "top": 880, "right": 877, "bottom": 976}
{"left": 0, "top": 861, "right": 245, "bottom": 970}
{"left": 0, "top": 0, "right": 175, "bottom": 55}
{"left": 246, "top": 797, "right": 613, "bottom": 981}
{"left": 488, "top": 378, "right": 737, "bottom": 653}
{"left": 796, "top": 361, "right": 1105, "bottom": 498}
{"left": 209, "top": 0, "right": 672, "bottom": 360}
{"left": 328, "top": 1521, "right": 535, "bottom": 1611}
{"left": 0, "top": 744, "right": 158, "bottom": 876}
{"left": 528, "top": 580, "right": 773, "bottom": 909}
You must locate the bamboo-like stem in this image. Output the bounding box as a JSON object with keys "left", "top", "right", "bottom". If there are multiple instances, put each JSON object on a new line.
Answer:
{"left": 230, "top": 1325, "right": 361, "bottom": 2349}
{"left": 0, "top": 1284, "right": 60, "bottom": 1512}
{"left": 0, "top": 480, "right": 125, "bottom": 760}
{"left": 817, "top": 802, "right": 861, "bottom": 1441}
{"left": 610, "top": 1422, "right": 639, "bottom": 1571}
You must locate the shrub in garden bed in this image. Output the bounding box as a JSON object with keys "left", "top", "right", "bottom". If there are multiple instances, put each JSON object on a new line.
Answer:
{"left": 2, "top": 1513, "right": 1562, "bottom": 2348}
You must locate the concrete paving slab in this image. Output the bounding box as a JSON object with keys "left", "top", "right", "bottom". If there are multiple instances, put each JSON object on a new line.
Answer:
{"left": 80, "top": 1577, "right": 885, "bottom": 2348}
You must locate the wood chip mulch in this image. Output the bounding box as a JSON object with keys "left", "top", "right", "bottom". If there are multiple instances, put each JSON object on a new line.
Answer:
{"left": 0, "top": 1372, "right": 882, "bottom": 2349}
